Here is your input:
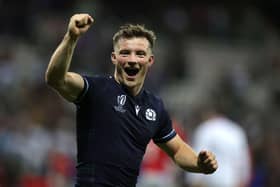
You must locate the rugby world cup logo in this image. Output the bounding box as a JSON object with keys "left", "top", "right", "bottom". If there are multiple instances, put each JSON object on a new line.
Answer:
{"left": 114, "top": 94, "right": 126, "bottom": 113}
{"left": 118, "top": 95, "right": 126, "bottom": 106}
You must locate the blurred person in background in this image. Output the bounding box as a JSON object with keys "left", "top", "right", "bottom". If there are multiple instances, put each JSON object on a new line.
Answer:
{"left": 185, "top": 96, "right": 252, "bottom": 187}
{"left": 45, "top": 13, "right": 218, "bottom": 187}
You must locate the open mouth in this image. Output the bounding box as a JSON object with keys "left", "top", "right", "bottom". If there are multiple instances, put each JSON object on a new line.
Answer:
{"left": 124, "top": 67, "right": 139, "bottom": 77}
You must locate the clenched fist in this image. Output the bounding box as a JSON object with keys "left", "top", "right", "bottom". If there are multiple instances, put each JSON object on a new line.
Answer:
{"left": 67, "top": 13, "right": 94, "bottom": 39}
{"left": 197, "top": 150, "right": 218, "bottom": 174}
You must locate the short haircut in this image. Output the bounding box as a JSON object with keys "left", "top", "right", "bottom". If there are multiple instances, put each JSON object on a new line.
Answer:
{"left": 113, "top": 24, "right": 156, "bottom": 50}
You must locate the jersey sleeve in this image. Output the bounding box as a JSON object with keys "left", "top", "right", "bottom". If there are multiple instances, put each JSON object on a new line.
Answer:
{"left": 73, "top": 75, "right": 90, "bottom": 105}
{"left": 73, "top": 75, "right": 111, "bottom": 106}
{"left": 153, "top": 101, "right": 176, "bottom": 143}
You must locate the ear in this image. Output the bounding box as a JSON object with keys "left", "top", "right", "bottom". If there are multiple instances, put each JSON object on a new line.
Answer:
{"left": 111, "top": 52, "right": 117, "bottom": 65}
{"left": 148, "top": 55, "right": 154, "bottom": 67}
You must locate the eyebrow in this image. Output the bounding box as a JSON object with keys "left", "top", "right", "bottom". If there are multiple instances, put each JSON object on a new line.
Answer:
{"left": 136, "top": 50, "right": 146, "bottom": 55}
{"left": 118, "top": 49, "right": 147, "bottom": 55}
{"left": 119, "top": 49, "right": 130, "bottom": 54}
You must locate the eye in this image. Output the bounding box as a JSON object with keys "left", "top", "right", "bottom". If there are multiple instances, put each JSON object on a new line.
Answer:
{"left": 119, "top": 50, "right": 130, "bottom": 56}
{"left": 136, "top": 51, "right": 146, "bottom": 57}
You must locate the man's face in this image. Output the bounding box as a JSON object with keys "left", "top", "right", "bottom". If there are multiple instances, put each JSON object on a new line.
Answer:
{"left": 111, "top": 37, "right": 154, "bottom": 91}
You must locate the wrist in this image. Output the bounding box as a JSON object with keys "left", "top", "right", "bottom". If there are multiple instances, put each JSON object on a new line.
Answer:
{"left": 64, "top": 32, "right": 79, "bottom": 43}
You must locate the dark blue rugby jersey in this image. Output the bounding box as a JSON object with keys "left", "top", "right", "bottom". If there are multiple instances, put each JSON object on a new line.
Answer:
{"left": 74, "top": 75, "right": 176, "bottom": 186}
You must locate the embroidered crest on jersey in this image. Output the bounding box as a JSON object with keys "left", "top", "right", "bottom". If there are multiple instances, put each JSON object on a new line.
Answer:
{"left": 145, "top": 108, "right": 156, "bottom": 121}
{"left": 114, "top": 95, "right": 126, "bottom": 113}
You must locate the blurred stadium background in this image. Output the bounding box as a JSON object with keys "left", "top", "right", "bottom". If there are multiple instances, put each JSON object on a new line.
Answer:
{"left": 0, "top": 0, "right": 280, "bottom": 186}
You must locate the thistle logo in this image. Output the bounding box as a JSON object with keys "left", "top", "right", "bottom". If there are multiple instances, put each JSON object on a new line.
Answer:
{"left": 114, "top": 95, "right": 126, "bottom": 113}
{"left": 145, "top": 108, "right": 156, "bottom": 121}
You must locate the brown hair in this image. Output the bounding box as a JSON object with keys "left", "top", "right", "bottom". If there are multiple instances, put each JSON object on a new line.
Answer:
{"left": 113, "top": 24, "right": 156, "bottom": 50}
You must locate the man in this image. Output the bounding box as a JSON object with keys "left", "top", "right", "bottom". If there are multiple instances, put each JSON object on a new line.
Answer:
{"left": 186, "top": 101, "right": 251, "bottom": 187}
{"left": 45, "top": 13, "right": 218, "bottom": 187}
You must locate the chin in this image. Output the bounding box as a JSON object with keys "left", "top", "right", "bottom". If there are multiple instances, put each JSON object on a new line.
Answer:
{"left": 123, "top": 80, "right": 137, "bottom": 88}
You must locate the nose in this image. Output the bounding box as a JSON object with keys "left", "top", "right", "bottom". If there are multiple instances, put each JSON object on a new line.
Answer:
{"left": 127, "top": 53, "right": 137, "bottom": 64}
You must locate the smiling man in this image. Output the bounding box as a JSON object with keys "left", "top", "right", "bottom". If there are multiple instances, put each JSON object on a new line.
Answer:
{"left": 45, "top": 14, "right": 218, "bottom": 187}
{"left": 112, "top": 35, "right": 154, "bottom": 96}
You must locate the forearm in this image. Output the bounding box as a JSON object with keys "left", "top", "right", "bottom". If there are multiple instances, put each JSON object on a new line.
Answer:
{"left": 173, "top": 143, "right": 201, "bottom": 173}
{"left": 45, "top": 33, "right": 78, "bottom": 87}
{"left": 159, "top": 136, "right": 202, "bottom": 173}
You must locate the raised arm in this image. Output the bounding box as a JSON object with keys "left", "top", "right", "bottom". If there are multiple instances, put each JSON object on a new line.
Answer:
{"left": 157, "top": 135, "right": 218, "bottom": 174}
{"left": 45, "top": 14, "right": 94, "bottom": 102}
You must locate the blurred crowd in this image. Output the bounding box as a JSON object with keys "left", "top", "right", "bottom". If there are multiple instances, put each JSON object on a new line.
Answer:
{"left": 0, "top": 0, "right": 280, "bottom": 187}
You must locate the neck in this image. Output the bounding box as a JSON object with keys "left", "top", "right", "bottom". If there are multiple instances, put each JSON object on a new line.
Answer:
{"left": 114, "top": 73, "right": 143, "bottom": 96}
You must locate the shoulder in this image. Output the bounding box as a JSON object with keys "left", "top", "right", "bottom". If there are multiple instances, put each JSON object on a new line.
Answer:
{"left": 197, "top": 117, "right": 246, "bottom": 138}
{"left": 83, "top": 74, "right": 113, "bottom": 84}
{"left": 82, "top": 74, "right": 117, "bottom": 90}
{"left": 74, "top": 75, "right": 115, "bottom": 104}
{"left": 142, "top": 90, "right": 164, "bottom": 108}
